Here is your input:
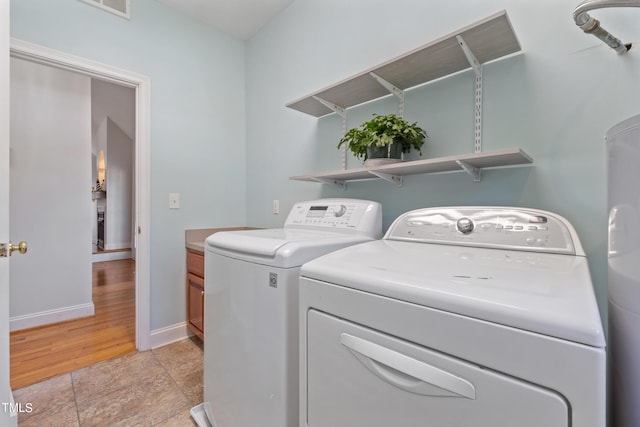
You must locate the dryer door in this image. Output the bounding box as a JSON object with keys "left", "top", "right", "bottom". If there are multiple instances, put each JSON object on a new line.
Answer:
{"left": 306, "top": 310, "right": 569, "bottom": 427}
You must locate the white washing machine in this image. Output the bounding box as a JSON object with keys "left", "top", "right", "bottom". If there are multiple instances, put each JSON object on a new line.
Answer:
{"left": 299, "top": 206, "right": 606, "bottom": 427}
{"left": 192, "top": 199, "right": 382, "bottom": 427}
{"left": 607, "top": 113, "right": 640, "bottom": 427}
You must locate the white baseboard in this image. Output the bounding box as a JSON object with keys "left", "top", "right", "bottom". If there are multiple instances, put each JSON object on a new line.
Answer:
{"left": 150, "top": 322, "right": 192, "bottom": 349}
{"left": 92, "top": 250, "right": 132, "bottom": 263}
{"left": 104, "top": 242, "right": 132, "bottom": 251}
{"left": 10, "top": 303, "right": 95, "bottom": 331}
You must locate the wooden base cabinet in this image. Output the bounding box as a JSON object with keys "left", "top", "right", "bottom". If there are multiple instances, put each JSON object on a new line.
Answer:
{"left": 185, "top": 227, "right": 259, "bottom": 341}
{"left": 186, "top": 249, "right": 205, "bottom": 340}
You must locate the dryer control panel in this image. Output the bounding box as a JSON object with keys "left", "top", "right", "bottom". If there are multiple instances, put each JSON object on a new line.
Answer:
{"left": 386, "top": 207, "right": 583, "bottom": 255}
{"left": 285, "top": 199, "right": 383, "bottom": 237}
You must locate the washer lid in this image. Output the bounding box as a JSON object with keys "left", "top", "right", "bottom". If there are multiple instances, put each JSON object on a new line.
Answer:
{"left": 301, "top": 240, "right": 605, "bottom": 347}
{"left": 206, "top": 228, "right": 374, "bottom": 268}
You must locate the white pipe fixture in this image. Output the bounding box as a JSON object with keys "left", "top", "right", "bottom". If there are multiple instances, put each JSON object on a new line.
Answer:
{"left": 573, "top": 0, "right": 640, "bottom": 54}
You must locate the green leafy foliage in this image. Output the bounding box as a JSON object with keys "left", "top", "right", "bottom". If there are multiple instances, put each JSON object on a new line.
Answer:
{"left": 337, "top": 114, "right": 427, "bottom": 160}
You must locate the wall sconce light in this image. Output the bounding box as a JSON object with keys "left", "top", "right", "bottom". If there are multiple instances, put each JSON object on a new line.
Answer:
{"left": 98, "top": 150, "right": 105, "bottom": 189}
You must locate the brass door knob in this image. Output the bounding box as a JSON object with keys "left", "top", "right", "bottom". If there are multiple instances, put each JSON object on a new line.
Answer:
{"left": 0, "top": 241, "right": 27, "bottom": 257}
{"left": 9, "top": 241, "right": 28, "bottom": 255}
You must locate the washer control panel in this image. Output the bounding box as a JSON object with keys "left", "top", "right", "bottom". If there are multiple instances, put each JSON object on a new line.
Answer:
{"left": 285, "top": 199, "right": 382, "bottom": 237}
{"left": 386, "top": 207, "right": 582, "bottom": 255}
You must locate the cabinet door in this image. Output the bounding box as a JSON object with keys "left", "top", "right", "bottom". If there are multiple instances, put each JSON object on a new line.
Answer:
{"left": 188, "top": 272, "right": 204, "bottom": 337}
{"left": 187, "top": 250, "right": 204, "bottom": 276}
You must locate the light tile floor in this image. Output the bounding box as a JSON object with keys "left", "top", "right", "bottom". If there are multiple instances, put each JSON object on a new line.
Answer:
{"left": 12, "top": 337, "right": 203, "bottom": 426}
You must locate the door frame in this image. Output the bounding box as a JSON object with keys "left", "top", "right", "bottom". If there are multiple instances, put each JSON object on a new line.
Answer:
{"left": 9, "top": 38, "right": 151, "bottom": 351}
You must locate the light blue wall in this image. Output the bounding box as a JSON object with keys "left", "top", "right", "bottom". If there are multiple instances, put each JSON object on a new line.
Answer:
{"left": 10, "top": 0, "right": 247, "bottom": 330}
{"left": 11, "top": 0, "right": 640, "bottom": 333}
{"left": 246, "top": 0, "right": 640, "bottom": 319}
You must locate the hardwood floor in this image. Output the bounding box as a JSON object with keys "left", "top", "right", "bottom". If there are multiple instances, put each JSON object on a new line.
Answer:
{"left": 10, "top": 259, "right": 136, "bottom": 390}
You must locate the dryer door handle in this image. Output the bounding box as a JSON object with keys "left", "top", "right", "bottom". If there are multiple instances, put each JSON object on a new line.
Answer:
{"left": 340, "top": 333, "right": 476, "bottom": 399}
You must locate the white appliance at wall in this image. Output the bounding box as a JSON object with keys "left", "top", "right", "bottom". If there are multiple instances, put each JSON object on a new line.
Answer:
{"left": 191, "top": 199, "right": 383, "bottom": 427}
{"left": 607, "top": 113, "right": 640, "bottom": 427}
{"left": 299, "top": 206, "right": 606, "bottom": 427}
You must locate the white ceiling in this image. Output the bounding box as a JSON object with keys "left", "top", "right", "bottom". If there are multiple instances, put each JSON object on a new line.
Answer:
{"left": 155, "top": 0, "right": 295, "bottom": 40}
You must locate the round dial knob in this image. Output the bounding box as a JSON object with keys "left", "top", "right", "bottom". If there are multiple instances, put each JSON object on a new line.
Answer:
{"left": 334, "top": 205, "right": 347, "bottom": 217}
{"left": 456, "top": 217, "right": 474, "bottom": 234}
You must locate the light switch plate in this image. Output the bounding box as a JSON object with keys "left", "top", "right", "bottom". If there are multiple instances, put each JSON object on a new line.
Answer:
{"left": 169, "top": 193, "right": 180, "bottom": 209}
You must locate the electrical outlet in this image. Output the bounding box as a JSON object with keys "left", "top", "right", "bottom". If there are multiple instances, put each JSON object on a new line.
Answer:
{"left": 169, "top": 193, "right": 180, "bottom": 209}
{"left": 273, "top": 199, "right": 279, "bottom": 214}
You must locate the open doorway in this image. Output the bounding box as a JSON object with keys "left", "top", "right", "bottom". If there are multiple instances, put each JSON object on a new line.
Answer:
{"left": 8, "top": 40, "right": 151, "bottom": 387}
{"left": 91, "top": 79, "right": 136, "bottom": 263}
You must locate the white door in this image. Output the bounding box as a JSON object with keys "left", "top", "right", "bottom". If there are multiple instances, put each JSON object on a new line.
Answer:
{"left": 1, "top": 0, "right": 17, "bottom": 425}
{"left": 9, "top": 58, "right": 93, "bottom": 327}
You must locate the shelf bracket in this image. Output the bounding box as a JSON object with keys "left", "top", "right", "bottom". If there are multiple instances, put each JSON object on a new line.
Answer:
{"left": 310, "top": 177, "right": 346, "bottom": 190}
{"left": 312, "top": 96, "right": 346, "bottom": 119}
{"left": 369, "top": 72, "right": 405, "bottom": 118}
{"left": 456, "top": 160, "right": 482, "bottom": 182}
{"left": 368, "top": 171, "right": 403, "bottom": 187}
{"left": 456, "top": 35, "right": 483, "bottom": 153}
{"left": 313, "top": 95, "right": 349, "bottom": 170}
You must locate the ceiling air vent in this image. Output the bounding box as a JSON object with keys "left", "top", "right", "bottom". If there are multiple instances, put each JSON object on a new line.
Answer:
{"left": 80, "top": 0, "right": 130, "bottom": 20}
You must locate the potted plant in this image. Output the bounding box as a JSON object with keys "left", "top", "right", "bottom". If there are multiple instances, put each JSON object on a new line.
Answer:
{"left": 337, "top": 113, "right": 427, "bottom": 166}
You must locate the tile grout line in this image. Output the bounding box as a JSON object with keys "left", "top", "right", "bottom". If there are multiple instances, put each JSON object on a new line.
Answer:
{"left": 150, "top": 350, "right": 177, "bottom": 426}
{"left": 69, "top": 372, "right": 82, "bottom": 426}
{"left": 150, "top": 348, "right": 195, "bottom": 425}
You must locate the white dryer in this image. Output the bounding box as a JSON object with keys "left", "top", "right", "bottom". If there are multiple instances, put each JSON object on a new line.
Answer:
{"left": 299, "top": 207, "right": 606, "bottom": 427}
{"left": 194, "top": 199, "right": 382, "bottom": 427}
